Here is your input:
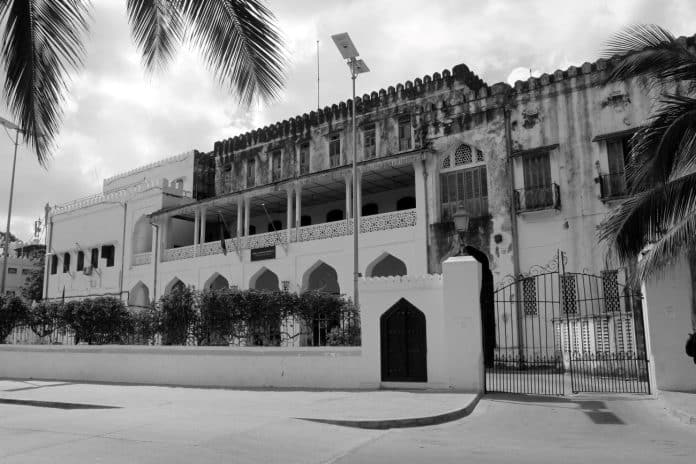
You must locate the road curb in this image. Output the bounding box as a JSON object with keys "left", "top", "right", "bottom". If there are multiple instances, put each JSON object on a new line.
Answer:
{"left": 297, "top": 393, "right": 481, "bottom": 429}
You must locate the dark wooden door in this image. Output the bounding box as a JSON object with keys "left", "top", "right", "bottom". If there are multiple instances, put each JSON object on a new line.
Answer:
{"left": 381, "top": 299, "right": 427, "bottom": 382}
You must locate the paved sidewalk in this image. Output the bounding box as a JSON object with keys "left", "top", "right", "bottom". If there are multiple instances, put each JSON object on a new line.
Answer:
{"left": 660, "top": 390, "right": 696, "bottom": 425}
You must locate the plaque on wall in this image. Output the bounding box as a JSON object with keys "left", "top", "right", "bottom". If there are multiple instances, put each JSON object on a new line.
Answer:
{"left": 250, "top": 246, "right": 276, "bottom": 261}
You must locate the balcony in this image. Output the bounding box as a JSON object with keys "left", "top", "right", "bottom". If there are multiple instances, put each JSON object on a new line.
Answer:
{"left": 161, "top": 209, "right": 417, "bottom": 262}
{"left": 598, "top": 172, "right": 628, "bottom": 200}
{"left": 514, "top": 183, "right": 561, "bottom": 212}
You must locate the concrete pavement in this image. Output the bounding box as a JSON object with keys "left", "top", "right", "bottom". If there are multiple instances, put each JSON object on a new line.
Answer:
{"left": 0, "top": 380, "right": 695, "bottom": 463}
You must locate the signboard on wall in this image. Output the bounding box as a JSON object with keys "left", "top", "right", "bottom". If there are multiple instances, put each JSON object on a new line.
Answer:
{"left": 250, "top": 246, "right": 276, "bottom": 262}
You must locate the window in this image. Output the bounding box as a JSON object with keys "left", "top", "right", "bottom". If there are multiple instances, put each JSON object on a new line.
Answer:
{"left": 90, "top": 248, "right": 99, "bottom": 268}
{"left": 76, "top": 251, "right": 84, "bottom": 271}
{"left": 326, "top": 209, "right": 344, "bottom": 222}
{"left": 101, "top": 245, "right": 115, "bottom": 267}
{"left": 50, "top": 255, "right": 58, "bottom": 275}
{"left": 522, "top": 277, "right": 537, "bottom": 315}
{"left": 8, "top": 267, "right": 17, "bottom": 274}
{"left": 363, "top": 124, "right": 376, "bottom": 159}
{"left": 398, "top": 116, "right": 412, "bottom": 151}
{"left": 521, "top": 151, "right": 553, "bottom": 209}
{"left": 246, "top": 158, "right": 256, "bottom": 187}
{"left": 271, "top": 150, "right": 281, "bottom": 181}
{"left": 440, "top": 165, "right": 488, "bottom": 220}
{"left": 454, "top": 144, "right": 472, "bottom": 166}
{"left": 63, "top": 253, "right": 71, "bottom": 273}
{"left": 603, "top": 136, "right": 631, "bottom": 198}
{"left": 21, "top": 268, "right": 31, "bottom": 275}
{"left": 361, "top": 203, "right": 379, "bottom": 216}
{"left": 329, "top": 134, "right": 341, "bottom": 167}
{"left": 299, "top": 143, "right": 310, "bottom": 175}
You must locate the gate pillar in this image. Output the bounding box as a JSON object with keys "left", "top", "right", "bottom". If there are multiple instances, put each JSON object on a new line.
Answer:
{"left": 442, "top": 256, "right": 483, "bottom": 392}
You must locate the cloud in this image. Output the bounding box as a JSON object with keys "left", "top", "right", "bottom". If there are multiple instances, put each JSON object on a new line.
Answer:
{"left": 1, "top": 0, "right": 696, "bottom": 241}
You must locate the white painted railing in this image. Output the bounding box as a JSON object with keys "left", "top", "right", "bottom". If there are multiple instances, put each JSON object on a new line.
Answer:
{"left": 161, "top": 209, "right": 417, "bottom": 262}
{"left": 133, "top": 252, "right": 152, "bottom": 266}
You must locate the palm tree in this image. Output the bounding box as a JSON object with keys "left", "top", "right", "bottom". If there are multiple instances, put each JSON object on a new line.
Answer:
{"left": 598, "top": 25, "right": 696, "bottom": 286}
{"left": 0, "top": 0, "right": 288, "bottom": 165}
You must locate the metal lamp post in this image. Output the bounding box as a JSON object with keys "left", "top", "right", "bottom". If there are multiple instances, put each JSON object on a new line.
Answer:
{"left": 331, "top": 32, "right": 369, "bottom": 308}
{"left": 453, "top": 206, "right": 471, "bottom": 256}
{"left": 0, "top": 117, "right": 39, "bottom": 295}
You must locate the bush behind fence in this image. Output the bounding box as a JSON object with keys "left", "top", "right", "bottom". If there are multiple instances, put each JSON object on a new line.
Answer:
{"left": 1, "top": 288, "right": 360, "bottom": 347}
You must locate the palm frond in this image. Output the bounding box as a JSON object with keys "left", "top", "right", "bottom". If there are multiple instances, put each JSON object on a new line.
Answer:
{"left": 603, "top": 24, "right": 696, "bottom": 86}
{"left": 635, "top": 208, "right": 696, "bottom": 281}
{"left": 626, "top": 94, "right": 696, "bottom": 191}
{"left": 598, "top": 170, "right": 696, "bottom": 266}
{"left": 179, "top": 0, "right": 288, "bottom": 106}
{"left": 127, "top": 0, "right": 183, "bottom": 72}
{"left": 0, "top": 0, "right": 89, "bottom": 165}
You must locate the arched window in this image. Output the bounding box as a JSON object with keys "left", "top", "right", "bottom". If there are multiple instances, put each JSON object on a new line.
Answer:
{"left": 440, "top": 145, "right": 488, "bottom": 221}
{"left": 76, "top": 251, "right": 85, "bottom": 271}
{"left": 205, "top": 273, "right": 229, "bottom": 290}
{"left": 50, "top": 255, "right": 58, "bottom": 275}
{"left": 128, "top": 282, "right": 150, "bottom": 308}
{"left": 326, "top": 209, "right": 344, "bottom": 222}
{"left": 250, "top": 268, "right": 279, "bottom": 291}
{"left": 366, "top": 253, "right": 407, "bottom": 278}
{"left": 303, "top": 261, "right": 340, "bottom": 294}
{"left": 396, "top": 196, "right": 416, "bottom": 210}
{"left": 63, "top": 253, "right": 71, "bottom": 273}
{"left": 361, "top": 203, "right": 379, "bottom": 216}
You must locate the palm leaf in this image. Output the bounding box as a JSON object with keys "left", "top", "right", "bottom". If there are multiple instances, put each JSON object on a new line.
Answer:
{"left": 598, "top": 170, "right": 696, "bottom": 269}
{"left": 635, "top": 209, "right": 696, "bottom": 281}
{"left": 0, "top": 0, "right": 89, "bottom": 165}
{"left": 625, "top": 94, "right": 696, "bottom": 191}
{"left": 127, "top": 0, "right": 183, "bottom": 72}
{"left": 179, "top": 0, "right": 288, "bottom": 105}
{"left": 603, "top": 24, "right": 696, "bottom": 88}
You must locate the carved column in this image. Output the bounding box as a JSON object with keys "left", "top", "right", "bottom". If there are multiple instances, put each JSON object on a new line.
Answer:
{"left": 286, "top": 186, "right": 294, "bottom": 243}
{"left": 200, "top": 206, "right": 207, "bottom": 245}
{"left": 244, "top": 196, "right": 251, "bottom": 236}
{"left": 295, "top": 183, "right": 302, "bottom": 233}
{"left": 236, "top": 198, "right": 243, "bottom": 238}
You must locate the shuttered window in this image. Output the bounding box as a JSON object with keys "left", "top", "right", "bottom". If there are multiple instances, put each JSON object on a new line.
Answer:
{"left": 440, "top": 165, "right": 488, "bottom": 220}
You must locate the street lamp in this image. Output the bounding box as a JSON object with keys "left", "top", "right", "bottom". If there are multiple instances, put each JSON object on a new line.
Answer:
{"left": 331, "top": 32, "right": 369, "bottom": 308}
{"left": 453, "top": 206, "right": 471, "bottom": 256}
{"left": 0, "top": 117, "right": 43, "bottom": 294}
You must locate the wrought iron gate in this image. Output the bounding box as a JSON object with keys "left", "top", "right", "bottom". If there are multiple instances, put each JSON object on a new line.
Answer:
{"left": 484, "top": 251, "right": 650, "bottom": 395}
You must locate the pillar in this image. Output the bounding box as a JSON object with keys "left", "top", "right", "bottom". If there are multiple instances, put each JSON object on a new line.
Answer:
{"left": 236, "top": 199, "right": 243, "bottom": 238}
{"left": 295, "top": 184, "right": 302, "bottom": 231}
{"left": 345, "top": 175, "right": 352, "bottom": 219}
{"left": 244, "top": 196, "right": 251, "bottom": 236}
{"left": 442, "top": 256, "right": 483, "bottom": 392}
{"left": 200, "top": 206, "right": 207, "bottom": 244}
{"left": 286, "top": 186, "right": 293, "bottom": 243}
{"left": 193, "top": 209, "right": 200, "bottom": 256}
{"left": 356, "top": 170, "right": 363, "bottom": 229}
{"left": 413, "top": 160, "right": 429, "bottom": 275}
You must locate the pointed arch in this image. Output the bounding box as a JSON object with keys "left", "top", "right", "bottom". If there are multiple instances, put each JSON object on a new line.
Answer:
{"left": 302, "top": 260, "right": 340, "bottom": 294}
{"left": 128, "top": 281, "right": 150, "bottom": 307}
{"left": 366, "top": 252, "right": 407, "bottom": 278}
{"left": 204, "top": 273, "right": 229, "bottom": 290}
{"left": 249, "top": 267, "right": 279, "bottom": 291}
{"left": 164, "top": 277, "right": 186, "bottom": 294}
{"left": 132, "top": 215, "right": 153, "bottom": 254}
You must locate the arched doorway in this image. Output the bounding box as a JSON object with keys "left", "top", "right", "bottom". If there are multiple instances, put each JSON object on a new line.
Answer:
{"left": 303, "top": 261, "right": 340, "bottom": 294}
{"left": 380, "top": 298, "right": 427, "bottom": 382}
{"left": 366, "top": 252, "right": 407, "bottom": 278}
{"left": 464, "top": 245, "right": 495, "bottom": 369}
{"left": 128, "top": 282, "right": 150, "bottom": 308}
{"left": 250, "top": 268, "right": 279, "bottom": 291}
{"left": 205, "top": 273, "right": 229, "bottom": 290}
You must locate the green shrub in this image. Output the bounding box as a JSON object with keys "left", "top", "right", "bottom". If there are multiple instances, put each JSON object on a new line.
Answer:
{"left": 0, "top": 295, "right": 28, "bottom": 342}
{"left": 61, "top": 297, "right": 132, "bottom": 344}
{"left": 26, "top": 301, "right": 62, "bottom": 337}
{"left": 128, "top": 305, "right": 160, "bottom": 345}
{"left": 160, "top": 285, "right": 196, "bottom": 345}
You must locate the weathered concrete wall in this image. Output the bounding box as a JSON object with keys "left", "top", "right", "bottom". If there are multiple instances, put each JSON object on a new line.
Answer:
{"left": 643, "top": 257, "right": 696, "bottom": 392}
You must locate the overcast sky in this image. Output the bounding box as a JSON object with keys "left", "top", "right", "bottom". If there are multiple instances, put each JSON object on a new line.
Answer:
{"left": 2, "top": 0, "right": 696, "bottom": 241}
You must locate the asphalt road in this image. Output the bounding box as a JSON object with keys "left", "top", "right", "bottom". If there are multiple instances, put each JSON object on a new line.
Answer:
{"left": 0, "top": 380, "right": 694, "bottom": 463}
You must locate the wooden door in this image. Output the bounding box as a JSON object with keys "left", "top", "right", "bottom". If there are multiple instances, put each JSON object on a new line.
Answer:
{"left": 381, "top": 299, "right": 427, "bottom": 382}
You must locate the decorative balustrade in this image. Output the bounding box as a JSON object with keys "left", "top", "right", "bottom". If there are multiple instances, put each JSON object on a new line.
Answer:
{"left": 360, "top": 209, "right": 416, "bottom": 234}
{"left": 133, "top": 252, "right": 152, "bottom": 266}
{"left": 297, "top": 219, "right": 351, "bottom": 242}
{"left": 161, "top": 209, "right": 417, "bottom": 262}
{"left": 162, "top": 245, "right": 195, "bottom": 262}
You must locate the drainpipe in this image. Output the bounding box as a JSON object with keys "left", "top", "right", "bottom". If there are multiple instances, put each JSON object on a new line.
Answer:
{"left": 504, "top": 99, "right": 525, "bottom": 364}
{"left": 150, "top": 220, "right": 159, "bottom": 301}
{"left": 118, "top": 202, "right": 128, "bottom": 302}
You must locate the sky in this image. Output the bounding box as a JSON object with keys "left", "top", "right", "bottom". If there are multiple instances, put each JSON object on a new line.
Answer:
{"left": 2, "top": 0, "right": 696, "bottom": 242}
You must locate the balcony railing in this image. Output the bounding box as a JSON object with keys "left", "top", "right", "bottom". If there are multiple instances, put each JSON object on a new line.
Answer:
{"left": 598, "top": 172, "right": 628, "bottom": 200}
{"left": 514, "top": 183, "right": 561, "bottom": 212}
{"left": 162, "top": 208, "right": 417, "bottom": 262}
